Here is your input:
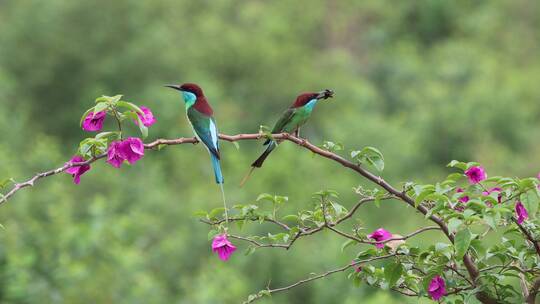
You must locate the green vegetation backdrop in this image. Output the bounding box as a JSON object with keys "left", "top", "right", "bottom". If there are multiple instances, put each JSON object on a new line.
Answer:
{"left": 0, "top": 0, "right": 539, "bottom": 303}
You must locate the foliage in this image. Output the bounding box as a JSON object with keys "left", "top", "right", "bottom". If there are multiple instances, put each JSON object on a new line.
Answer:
{"left": 201, "top": 152, "right": 540, "bottom": 303}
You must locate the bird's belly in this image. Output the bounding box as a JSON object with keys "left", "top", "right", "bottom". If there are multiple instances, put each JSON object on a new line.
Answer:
{"left": 286, "top": 112, "right": 310, "bottom": 132}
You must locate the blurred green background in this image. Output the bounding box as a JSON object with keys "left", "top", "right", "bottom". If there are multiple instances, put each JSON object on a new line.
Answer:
{"left": 0, "top": 0, "right": 539, "bottom": 303}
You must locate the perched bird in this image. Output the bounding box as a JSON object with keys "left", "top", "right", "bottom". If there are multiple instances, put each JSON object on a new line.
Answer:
{"left": 165, "top": 83, "right": 228, "bottom": 218}
{"left": 241, "top": 89, "right": 334, "bottom": 186}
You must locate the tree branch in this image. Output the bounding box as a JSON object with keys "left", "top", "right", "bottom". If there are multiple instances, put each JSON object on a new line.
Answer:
{"left": 0, "top": 132, "right": 497, "bottom": 303}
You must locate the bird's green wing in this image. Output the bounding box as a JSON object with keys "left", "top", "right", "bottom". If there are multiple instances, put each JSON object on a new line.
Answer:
{"left": 187, "top": 108, "right": 220, "bottom": 159}
{"left": 262, "top": 108, "right": 297, "bottom": 145}
{"left": 271, "top": 108, "right": 297, "bottom": 133}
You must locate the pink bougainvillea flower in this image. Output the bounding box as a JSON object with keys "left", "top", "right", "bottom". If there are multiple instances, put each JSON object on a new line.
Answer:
{"left": 65, "top": 156, "right": 90, "bottom": 184}
{"left": 515, "top": 201, "right": 529, "bottom": 224}
{"left": 428, "top": 275, "right": 447, "bottom": 301}
{"left": 456, "top": 187, "right": 469, "bottom": 203}
{"left": 212, "top": 234, "right": 237, "bottom": 261}
{"left": 367, "top": 228, "right": 392, "bottom": 249}
{"left": 119, "top": 137, "right": 145, "bottom": 164}
{"left": 107, "top": 141, "right": 125, "bottom": 168}
{"left": 350, "top": 261, "right": 362, "bottom": 273}
{"left": 464, "top": 166, "right": 487, "bottom": 184}
{"left": 136, "top": 106, "right": 157, "bottom": 127}
{"left": 482, "top": 187, "right": 502, "bottom": 206}
{"left": 82, "top": 111, "right": 106, "bottom": 132}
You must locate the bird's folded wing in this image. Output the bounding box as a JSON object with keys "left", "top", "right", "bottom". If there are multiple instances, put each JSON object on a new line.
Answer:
{"left": 263, "top": 108, "right": 297, "bottom": 145}
{"left": 188, "top": 109, "right": 221, "bottom": 159}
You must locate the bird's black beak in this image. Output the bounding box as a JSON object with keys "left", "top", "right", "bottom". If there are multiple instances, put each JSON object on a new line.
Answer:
{"left": 316, "top": 89, "right": 334, "bottom": 100}
{"left": 164, "top": 84, "right": 182, "bottom": 91}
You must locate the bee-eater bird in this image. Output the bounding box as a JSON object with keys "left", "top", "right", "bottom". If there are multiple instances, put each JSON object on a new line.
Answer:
{"left": 241, "top": 89, "right": 334, "bottom": 186}
{"left": 165, "top": 83, "right": 228, "bottom": 219}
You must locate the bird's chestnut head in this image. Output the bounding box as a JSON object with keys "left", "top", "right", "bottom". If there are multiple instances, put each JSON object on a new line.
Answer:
{"left": 165, "top": 82, "right": 206, "bottom": 106}
{"left": 165, "top": 83, "right": 204, "bottom": 97}
{"left": 292, "top": 89, "right": 334, "bottom": 107}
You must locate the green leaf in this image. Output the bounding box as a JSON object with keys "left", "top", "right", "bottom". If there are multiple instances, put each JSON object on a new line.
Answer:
{"left": 341, "top": 239, "right": 357, "bottom": 252}
{"left": 110, "top": 94, "right": 122, "bottom": 104}
{"left": 95, "top": 131, "right": 120, "bottom": 140}
{"left": 322, "top": 141, "right": 344, "bottom": 152}
{"left": 352, "top": 275, "right": 362, "bottom": 287}
{"left": 95, "top": 94, "right": 123, "bottom": 104}
{"left": 138, "top": 123, "right": 148, "bottom": 138}
{"left": 117, "top": 100, "right": 144, "bottom": 115}
{"left": 448, "top": 218, "right": 463, "bottom": 234}
{"left": 0, "top": 178, "right": 14, "bottom": 190}
{"left": 208, "top": 207, "right": 225, "bottom": 219}
{"left": 447, "top": 160, "right": 467, "bottom": 170}
{"left": 93, "top": 101, "right": 109, "bottom": 113}
{"left": 414, "top": 185, "right": 435, "bottom": 207}
{"left": 236, "top": 220, "right": 245, "bottom": 230}
{"left": 192, "top": 210, "right": 208, "bottom": 217}
{"left": 357, "top": 248, "right": 378, "bottom": 259}
{"left": 350, "top": 146, "right": 385, "bottom": 172}
{"left": 281, "top": 214, "right": 299, "bottom": 222}
{"left": 122, "top": 110, "right": 148, "bottom": 138}
{"left": 484, "top": 215, "right": 497, "bottom": 230}
{"left": 207, "top": 229, "right": 219, "bottom": 241}
{"left": 79, "top": 107, "right": 95, "bottom": 127}
{"left": 454, "top": 228, "right": 472, "bottom": 260}
{"left": 384, "top": 262, "right": 403, "bottom": 287}
{"left": 256, "top": 193, "right": 274, "bottom": 203}
{"left": 523, "top": 190, "right": 539, "bottom": 218}
{"left": 244, "top": 246, "right": 256, "bottom": 256}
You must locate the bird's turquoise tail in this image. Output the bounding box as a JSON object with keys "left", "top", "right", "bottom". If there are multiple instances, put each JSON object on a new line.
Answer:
{"left": 210, "top": 153, "right": 224, "bottom": 184}
{"left": 251, "top": 141, "right": 276, "bottom": 168}
{"left": 210, "top": 154, "right": 228, "bottom": 222}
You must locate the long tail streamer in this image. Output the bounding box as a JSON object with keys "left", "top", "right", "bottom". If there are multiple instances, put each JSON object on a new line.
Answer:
{"left": 239, "top": 166, "right": 256, "bottom": 188}
{"left": 219, "top": 183, "right": 228, "bottom": 223}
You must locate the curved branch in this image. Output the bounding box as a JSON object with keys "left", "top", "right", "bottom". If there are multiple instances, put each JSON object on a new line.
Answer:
{"left": 334, "top": 195, "right": 395, "bottom": 225}
{"left": 326, "top": 225, "right": 440, "bottom": 245}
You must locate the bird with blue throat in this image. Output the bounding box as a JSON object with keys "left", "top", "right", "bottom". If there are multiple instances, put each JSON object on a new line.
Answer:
{"left": 240, "top": 89, "right": 334, "bottom": 186}
{"left": 165, "top": 83, "right": 229, "bottom": 221}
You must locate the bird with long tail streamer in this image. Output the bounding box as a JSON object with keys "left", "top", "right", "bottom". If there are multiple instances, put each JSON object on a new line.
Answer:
{"left": 165, "top": 83, "right": 229, "bottom": 222}
{"left": 240, "top": 89, "right": 334, "bottom": 186}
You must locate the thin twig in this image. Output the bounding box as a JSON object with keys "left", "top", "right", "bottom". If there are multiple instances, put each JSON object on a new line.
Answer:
{"left": 326, "top": 225, "right": 440, "bottom": 245}
{"left": 201, "top": 216, "right": 291, "bottom": 231}
{"left": 245, "top": 253, "right": 399, "bottom": 303}
{"left": 228, "top": 235, "right": 288, "bottom": 249}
